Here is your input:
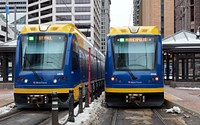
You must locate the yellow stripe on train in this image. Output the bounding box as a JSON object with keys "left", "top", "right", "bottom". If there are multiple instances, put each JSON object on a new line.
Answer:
{"left": 14, "top": 88, "right": 71, "bottom": 94}
{"left": 105, "top": 88, "right": 164, "bottom": 93}
{"left": 14, "top": 83, "right": 85, "bottom": 100}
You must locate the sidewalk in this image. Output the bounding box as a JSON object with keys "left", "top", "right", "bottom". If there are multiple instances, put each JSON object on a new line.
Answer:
{"left": 0, "top": 89, "right": 14, "bottom": 107}
{"left": 164, "top": 85, "right": 200, "bottom": 115}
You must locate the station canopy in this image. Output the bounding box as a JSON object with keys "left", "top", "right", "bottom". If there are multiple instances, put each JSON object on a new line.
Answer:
{"left": 163, "top": 30, "right": 200, "bottom": 52}
{"left": 0, "top": 40, "right": 17, "bottom": 52}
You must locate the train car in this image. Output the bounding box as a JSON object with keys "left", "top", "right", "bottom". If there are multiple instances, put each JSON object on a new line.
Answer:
{"left": 105, "top": 26, "right": 164, "bottom": 107}
{"left": 14, "top": 24, "right": 105, "bottom": 108}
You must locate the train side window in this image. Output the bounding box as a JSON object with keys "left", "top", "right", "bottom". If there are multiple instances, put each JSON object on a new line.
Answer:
{"left": 72, "top": 36, "right": 79, "bottom": 70}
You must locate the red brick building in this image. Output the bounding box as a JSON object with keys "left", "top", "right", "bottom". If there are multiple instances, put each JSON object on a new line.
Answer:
{"left": 175, "top": 0, "right": 200, "bottom": 33}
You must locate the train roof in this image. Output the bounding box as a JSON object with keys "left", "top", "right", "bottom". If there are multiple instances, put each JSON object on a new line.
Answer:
{"left": 20, "top": 23, "right": 105, "bottom": 58}
{"left": 108, "top": 26, "right": 160, "bottom": 36}
{"left": 20, "top": 24, "right": 82, "bottom": 34}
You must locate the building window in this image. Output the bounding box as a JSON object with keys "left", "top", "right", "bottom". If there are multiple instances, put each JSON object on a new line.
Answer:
{"left": 56, "top": 0, "right": 71, "bottom": 4}
{"left": 41, "top": 8, "right": 52, "bottom": 16}
{"left": 75, "top": 23, "right": 90, "bottom": 29}
{"left": 28, "top": 4, "right": 38, "bottom": 12}
{"left": 75, "top": 15, "right": 90, "bottom": 21}
{"left": 28, "top": 0, "right": 38, "bottom": 4}
{"left": 41, "top": 16, "right": 52, "bottom": 23}
{"left": 56, "top": 15, "right": 71, "bottom": 21}
{"left": 82, "top": 31, "right": 91, "bottom": 37}
{"left": 28, "top": 20, "right": 39, "bottom": 24}
{"left": 1, "top": 26, "right": 6, "bottom": 32}
{"left": 28, "top": 12, "right": 39, "bottom": 19}
{"left": 75, "top": 0, "right": 90, "bottom": 4}
{"left": 75, "top": 7, "right": 90, "bottom": 12}
{"left": 56, "top": 7, "right": 71, "bottom": 13}
{"left": 41, "top": 0, "right": 52, "bottom": 8}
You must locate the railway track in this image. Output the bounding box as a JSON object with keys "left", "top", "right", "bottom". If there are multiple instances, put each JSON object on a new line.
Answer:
{"left": 102, "top": 107, "right": 186, "bottom": 125}
{"left": 0, "top": 109, "right": 69, "bottom": 125}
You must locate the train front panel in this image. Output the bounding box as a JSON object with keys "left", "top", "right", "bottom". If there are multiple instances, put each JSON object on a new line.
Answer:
{"left": 105, "top": 33, "right": 164, "bottom": 107}
{"left": 14, "top": 33, "right": 81, "bottom": 108}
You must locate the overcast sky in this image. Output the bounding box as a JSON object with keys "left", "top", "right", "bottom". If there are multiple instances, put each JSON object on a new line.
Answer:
{"left": 110, "top": 0, "right": 133, "bottom": 27}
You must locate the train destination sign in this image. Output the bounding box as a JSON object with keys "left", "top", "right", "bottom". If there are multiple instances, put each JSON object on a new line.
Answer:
{"left": 117, "top": 37, "right": 152, "bottom": 42}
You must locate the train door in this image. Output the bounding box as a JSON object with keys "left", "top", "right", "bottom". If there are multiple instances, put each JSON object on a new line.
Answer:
{"left": 71, "top": 35, "right": 80, "bottom": 85}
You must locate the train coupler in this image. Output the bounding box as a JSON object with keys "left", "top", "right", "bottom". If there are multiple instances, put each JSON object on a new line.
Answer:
{"left": 27, "top": 95, "right": 48, "bottom": 105}
{"left": 126, "top": 94, "right": 145, "bottom": 103}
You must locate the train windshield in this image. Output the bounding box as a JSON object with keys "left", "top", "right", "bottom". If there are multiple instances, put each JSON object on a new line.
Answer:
{"left": 21, "top": 34, "right": 67, "bottom": 70}
{"left": 112, "top": 36, "right": 157, "bottom": 70}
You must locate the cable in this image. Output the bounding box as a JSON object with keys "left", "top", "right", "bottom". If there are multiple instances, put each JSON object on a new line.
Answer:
{"left": 60, "top": 0, "right": 81, "bottom": 25}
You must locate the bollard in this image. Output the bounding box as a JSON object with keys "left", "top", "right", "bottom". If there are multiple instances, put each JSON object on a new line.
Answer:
{"left": 85, "top": 84, "right": 89, "bottom": 107}
{"left": 94, "top": 82, "right": 98, "bottom": 99}
{"left": 90, "top": 83, "right": 94, "bottom": 102}
{"left": 68, "top": 90, "right": 75, "bottom": 122}
{"left": 78, "top": 87, "right": 83, "bottom": 113}
{"left": 97, "top": 81, "right": 100, "bottom": 97}
{"left": 52, "top": 92, "right": 59, "bottom": 125}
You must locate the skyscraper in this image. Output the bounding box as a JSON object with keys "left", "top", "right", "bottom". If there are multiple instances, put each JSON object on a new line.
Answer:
{"left": 133, "top": 0, "right": 174, "bottom": 38}
{"left": 100, "top": 0, "right": 111, "bottom": 54}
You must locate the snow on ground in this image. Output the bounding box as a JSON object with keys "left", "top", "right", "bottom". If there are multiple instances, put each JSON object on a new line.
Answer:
{"left": 0, "top": 103, "right": 15, "bottom": 115}
{"left": 59, "top": 92, "right": 107, "bottom": 125}
{"left": 176, "top": 87, "right": 200, "bottom": 91}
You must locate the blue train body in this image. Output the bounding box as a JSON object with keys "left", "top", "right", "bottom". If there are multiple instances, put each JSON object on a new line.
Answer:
{"left": 105, "top": 26, "right": 164, "bottom": 107}
{"left": 14, "top": 24, "right": 105, "bottom": 108}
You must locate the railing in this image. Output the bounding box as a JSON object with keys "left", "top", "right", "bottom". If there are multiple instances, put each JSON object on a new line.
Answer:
{"left": 51, "top": 80, "right": 105, "bottom": 125}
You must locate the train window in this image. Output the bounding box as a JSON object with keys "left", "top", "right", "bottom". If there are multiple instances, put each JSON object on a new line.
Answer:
{"left": 21, "top": 34, "right": 67, "bottom": 70}
{"left": 112, "top": 36, "right": 157, "bottom": 71}
{"left": 72, "top": 36, "right": 79, "bottom": 70}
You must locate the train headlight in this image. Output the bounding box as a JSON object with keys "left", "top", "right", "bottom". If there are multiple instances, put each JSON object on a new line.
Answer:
{"left": 155, "top": 77, "right": 159, "bottom": 81}
{"left": 24, "top": 79, "right": 28, "bottom": 83}
{"left": 111, "top": 76, "right": 115, "bottom": 81}
{"left": 53, "top": 79, "right": 57, "bottom": 83}
{"left": 152, "top": 77, "right": 159, "bottom": 81}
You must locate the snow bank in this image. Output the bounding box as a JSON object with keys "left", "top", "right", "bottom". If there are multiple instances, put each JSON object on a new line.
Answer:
{"left": 59, "top": 92, "right": 107, "bottom": 125}
{"left": 0, "top": 103, "right": 15, "bottom": 115}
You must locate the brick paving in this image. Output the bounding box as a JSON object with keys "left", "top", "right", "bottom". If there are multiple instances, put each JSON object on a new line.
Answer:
{"left": 0, "top": 89, "right": 14, "bottom": 107}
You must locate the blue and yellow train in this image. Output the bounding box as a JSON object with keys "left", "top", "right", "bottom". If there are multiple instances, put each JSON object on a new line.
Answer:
{"left": 14, "top": 24, "right": 105, "bottom": 108}
{"left": 105, "top": 26, "right": 164, "bottom": 107}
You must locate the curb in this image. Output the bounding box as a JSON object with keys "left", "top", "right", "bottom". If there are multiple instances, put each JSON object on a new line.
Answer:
{"left": 164, "top": 99, "right": 200, "bottom": 117}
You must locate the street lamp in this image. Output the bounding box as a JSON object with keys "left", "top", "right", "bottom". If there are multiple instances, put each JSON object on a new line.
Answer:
{"left": 196, "top": 26, "right": 200, "bottom": 39}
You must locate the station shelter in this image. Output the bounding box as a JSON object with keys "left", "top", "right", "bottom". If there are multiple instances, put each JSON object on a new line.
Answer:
{"left": 0, "top": 40, "right": 16, "bottom": 84}
{"left": 163, "top": 30, "right": 200, "bottom": 87}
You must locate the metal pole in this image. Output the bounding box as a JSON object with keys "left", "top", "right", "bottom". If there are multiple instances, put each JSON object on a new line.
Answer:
{"left": 52, "top": 92, "right": 59, "bottom": 125}
{"left": 14, "top": 4, "right": 17, "bottom": 39}
{"left": 6, "top": 13, "right": 8, "bottom": 42}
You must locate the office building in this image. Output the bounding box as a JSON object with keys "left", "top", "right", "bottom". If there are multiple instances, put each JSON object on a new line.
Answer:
{"left": 133, "top": 0, "right": 174, "bottom": 38}
{"left": 100, "top": 0, "right": 111, "bottom": 54}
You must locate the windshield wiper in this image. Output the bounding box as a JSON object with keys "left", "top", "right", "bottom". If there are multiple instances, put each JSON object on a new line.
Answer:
{"left": 24, "top": 56, "right": 42, "bottom": 81}
{"left": 128, "top": 70, "right": 137, "bottom": 80}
